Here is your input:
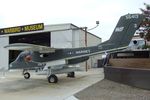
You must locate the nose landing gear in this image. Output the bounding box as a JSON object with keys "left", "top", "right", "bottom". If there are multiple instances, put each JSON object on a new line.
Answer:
{"left": 24, "top": 72, "right": 30, "bottom": 79}
{"left": 23, "top": 70, "right": 30, "bottom": 79}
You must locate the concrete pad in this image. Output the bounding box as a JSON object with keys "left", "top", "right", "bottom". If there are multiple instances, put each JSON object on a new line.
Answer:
{"left": 75, "top": 79, "right": 150, "bottom": 100}
{"left": 0, "top": 68, "right": 104, "bottom": 100}
{"left": 65, "top": 96, "right": 79, "bottom": 100}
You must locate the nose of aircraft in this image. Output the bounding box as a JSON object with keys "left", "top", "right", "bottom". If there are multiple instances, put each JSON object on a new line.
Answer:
{"left": 9, "top": 58, "right": 46, "bottom": 70}
{"left": 9, "top": 61, "right": 18, "bottom": 69}
{"left": 9, "top": 51, "right": 33, "bottom": 69}
{"left": 9, "top": 60, "right": 27, "bottom": 69}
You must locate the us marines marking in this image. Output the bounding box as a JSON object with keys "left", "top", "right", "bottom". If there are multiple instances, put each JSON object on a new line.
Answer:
{"left": 75, "top": 50, "right": 91, "bottom": 54}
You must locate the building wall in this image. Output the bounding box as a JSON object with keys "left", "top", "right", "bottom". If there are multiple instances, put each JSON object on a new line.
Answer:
{"left": 0, "top": 36, "right": 9, "bottom": 70}
{"left": 0, "top": 23, "right": 102, "bottom": 70}
{"left": 87, "top": 33, "right": 101, "bottom": 46}
{"left": 78, "top": 30, "right": 86, "bottom": 47}
{"left": 71, "top": 30, "right": 80, "bottom": 48}
{"left": 51, "top": 30, "right": 73, "bottom": 48}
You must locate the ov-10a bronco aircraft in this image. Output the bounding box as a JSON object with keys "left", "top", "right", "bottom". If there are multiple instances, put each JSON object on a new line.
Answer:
{"left": 4, "top": 14, "right": 145, "bottom": 83}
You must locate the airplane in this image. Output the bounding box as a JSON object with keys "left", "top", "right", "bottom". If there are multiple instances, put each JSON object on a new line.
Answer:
{"left": 4, "top": 14, "right": 145, "bottom": 83}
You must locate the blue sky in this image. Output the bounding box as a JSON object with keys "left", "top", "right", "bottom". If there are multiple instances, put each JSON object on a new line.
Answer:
{"left": 0, "top": 0, "right": 149, "bottom": 41}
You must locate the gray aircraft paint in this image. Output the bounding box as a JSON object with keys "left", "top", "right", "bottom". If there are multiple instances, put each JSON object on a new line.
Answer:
{"left": 31, "top": 14, "right": 145, "bottom": 62}
{"left": 8, "top": 14, "right": 145, "bottom": 69}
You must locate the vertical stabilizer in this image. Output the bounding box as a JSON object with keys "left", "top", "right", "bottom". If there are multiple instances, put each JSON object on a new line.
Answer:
{"left": 98, "top": 14, "right": 145, "bottom": 51}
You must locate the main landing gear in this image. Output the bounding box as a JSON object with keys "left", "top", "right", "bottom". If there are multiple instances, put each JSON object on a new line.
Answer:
{"left": 47, "top": 67, "right": 58, "bottom": 83}
{"left": 67, "top": 72, "right": 75, "bottom": 78}
{"left": 47, "top": 74, "right": 58, "bottom": 83}
{"left": 47, "top": 72, "right": 75, "bottom": 83}
{"left": 47, "top": 67, "right": 75, "bottom": 83}
{"left": 22, "top": 68, "right": 75, "bottom": 83}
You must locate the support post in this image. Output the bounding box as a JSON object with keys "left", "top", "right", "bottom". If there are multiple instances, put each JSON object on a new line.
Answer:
{"left": 84, "top": 27, "right": 88, "bottom": 72}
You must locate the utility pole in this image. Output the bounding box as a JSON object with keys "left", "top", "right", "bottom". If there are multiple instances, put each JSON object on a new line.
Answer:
{"left": 81, "top": 21, "right": 100, "bottom": 72}
{"left": 84, "top": 27, "right": 88, "bottom": 72}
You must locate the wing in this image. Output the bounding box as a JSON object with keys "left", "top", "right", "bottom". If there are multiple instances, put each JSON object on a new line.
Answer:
{"left": 4, "top": 43, "right": 58, "bottom": 53}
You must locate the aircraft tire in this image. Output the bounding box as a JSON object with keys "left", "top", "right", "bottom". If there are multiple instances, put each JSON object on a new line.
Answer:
{"left": 67, "top": 72, "right": 75, "bottom": 78}
{"left": 24, "top": 72, "right": 30, "bottom": 79}
{"left": 48, "top": 74, "right": 58, "bottom": 83}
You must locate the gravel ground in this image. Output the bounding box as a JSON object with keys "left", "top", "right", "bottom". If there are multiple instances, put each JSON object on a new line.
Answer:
{"left": 75, "top": 79, "right": 150, "bottom": 100}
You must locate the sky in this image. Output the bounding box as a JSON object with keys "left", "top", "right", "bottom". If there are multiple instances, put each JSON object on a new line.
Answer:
{"left": 0, "top": 0, "right": 150, "bottom": 41}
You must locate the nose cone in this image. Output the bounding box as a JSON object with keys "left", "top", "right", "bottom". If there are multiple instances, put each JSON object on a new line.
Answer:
{"left": 9, "top": 61, "right": 19, "bottom": 69}
{"left": 9, "top": 62, "right": 15, "bottom": 69}
{"left": 9, "top": 63, "right": 13, "bottom": 68}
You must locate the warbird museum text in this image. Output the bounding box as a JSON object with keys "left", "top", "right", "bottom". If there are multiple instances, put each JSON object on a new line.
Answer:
{"left": 0, "top": 23, "right": 44, "bottom": 35}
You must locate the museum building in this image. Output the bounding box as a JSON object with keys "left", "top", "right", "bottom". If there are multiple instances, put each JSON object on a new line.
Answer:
{"left": 0, "top": 23, "right": 101, "bottom": 70}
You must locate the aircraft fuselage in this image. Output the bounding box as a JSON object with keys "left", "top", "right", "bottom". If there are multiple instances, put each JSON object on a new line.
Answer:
{"left": 31, "top": 46, "right": 99, "bottom": 63}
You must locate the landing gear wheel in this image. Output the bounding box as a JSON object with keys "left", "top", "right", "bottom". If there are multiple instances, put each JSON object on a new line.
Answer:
{"left": 67, "top": 72, "right": 75, "bottom": 78}
{"left": 24, "top": 72, "right": 30, "bottom": 79}
{"left": 48, "top": 74, "right": 58, "bottom": 83}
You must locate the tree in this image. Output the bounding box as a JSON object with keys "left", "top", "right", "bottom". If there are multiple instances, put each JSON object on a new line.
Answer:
{"left": 138, "top": 3, "right": 150, "bottom": 41}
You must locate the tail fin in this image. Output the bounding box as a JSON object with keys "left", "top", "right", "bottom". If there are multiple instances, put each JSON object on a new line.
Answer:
{"left": 99, "top": 14, "right": 145, "bottom": 51}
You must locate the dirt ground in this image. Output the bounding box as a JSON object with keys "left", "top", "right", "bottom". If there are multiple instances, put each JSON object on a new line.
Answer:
{"left": 75, "top": 79, "right": 150, "bottom": 100}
